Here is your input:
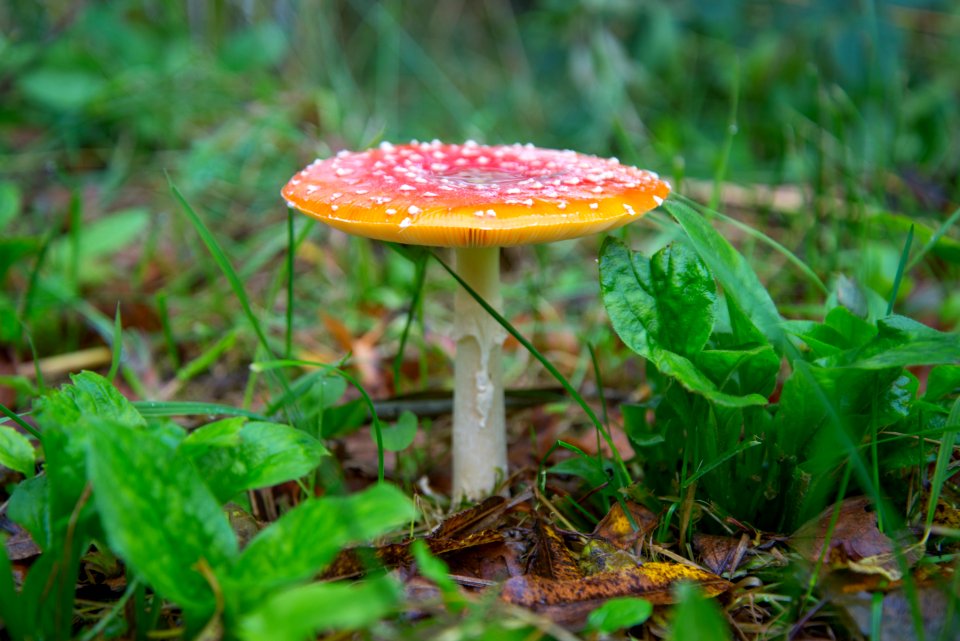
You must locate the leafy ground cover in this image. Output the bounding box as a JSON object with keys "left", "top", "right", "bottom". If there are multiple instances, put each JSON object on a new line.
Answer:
{"left": 1, "top": 1, "right": 959, "bottom": 639}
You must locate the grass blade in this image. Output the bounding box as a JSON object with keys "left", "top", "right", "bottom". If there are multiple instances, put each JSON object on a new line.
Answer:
{"left": 886, "top": 223, "right": 914, "bottom": 315}
{"left": 168, "top": 178, "right": 273, "bottom": 357}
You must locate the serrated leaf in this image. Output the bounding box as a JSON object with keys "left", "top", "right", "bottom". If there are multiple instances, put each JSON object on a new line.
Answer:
{"left": 34, "top": 371, "right": 145, "bottom": 519}
{"left": 180, "top": 419, "right": 329, "bottom": 502}
{"left": 87, "top": 420, "right": 238, "bottom": 620}
{"left": 228, "top": 483, "right": 415, "bottom": 608}
{"left": 238, "top": 576, "right": 401, "bottom": 641}
{"left": 600, "top": 239, "right": 766, "bottom": 408}
{"left": 599, "top": 238, "right": 716, "bottom": 358}
{"left": 0, "top": 424, "right": 34, "bottom": 476}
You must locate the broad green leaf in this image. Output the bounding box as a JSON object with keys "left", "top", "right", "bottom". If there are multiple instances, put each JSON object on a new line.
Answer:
{"left": 657, "top": 351, "right": 767, "bottom": 407}
{"left": 665, "top": 199, "right": 787, "bottom": 353}
{"left": 824, "top": 306, "right": 878, "bottom": 349}
{"left": 550, "top": 455, "right": 611, "bottom": 489}
{"left": 379, "top": 410, "right": 417, "bottom": 451}
{"left": 667, "top": 583, "right": 732, "bottom": 641}
{"left": 238, "top": 576, "right": 401, "bottom": 641}
{"left": 600, "top": 239, "right": 765, "bottom": 407}
{"left": 695, "top": 345, "right": 779, "bottom": 398}
{"left": 842, "top": 315, "right": 960, "bottom": 369}
{"left": 599, "top": 238, "right": 716, "bottom": 358}
{"left": 180, "top": 419, "right": 329, "bottom": 503}
{"left": 0, "top": 542, "right": 27, "bottom": 640}
{"left": 35, "top": 371, "right": 145, "bottom": 430}
{"left": 586, "top": 597, "right": 654, "bottom": 633}
{"left": 0, "top": 424, "right": 34, "bottom": 476}
{"left": 88, "top": 421, "right": 238, "bottom": 620}
{"left": 228, "top": 483, "right": 415, "bottom": 607}
{"left": 774, "top": 361, "right": 901, "bottom": 458}
{"left": 34, "top": 371, "right": 145, "bottom": 518}
{"left": 7, "top": 475, "right": 49, "bottom": 548}
{"left": 925, "top": 365, "right": 960, "bottom": 401}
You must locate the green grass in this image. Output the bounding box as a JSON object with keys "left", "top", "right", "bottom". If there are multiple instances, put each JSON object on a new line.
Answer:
{"left": 1, "top": 1, "right": 959, "bottom": 639}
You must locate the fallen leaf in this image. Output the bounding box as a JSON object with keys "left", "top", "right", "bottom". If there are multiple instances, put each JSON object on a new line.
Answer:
{"left": 592, "top": 499, "right": 659, "bottom": 550}
{"left": 502, "top": 562, "right": 731, "bottom": 608}
{"left": 579, "top": 538, "right": 637, "bottom": 575}
{"left": 528, "top": 518, "right": 582, "bottom": 582}
{"left": 789, "top": 497, "right": 921, "bottom": 581}
{"left": 694, "top": 533, "right": 750, "bottom": 575}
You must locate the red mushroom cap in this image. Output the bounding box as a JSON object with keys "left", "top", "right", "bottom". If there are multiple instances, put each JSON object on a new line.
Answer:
{"left": 282, "top": 141, "right": 671, "bottom": 247}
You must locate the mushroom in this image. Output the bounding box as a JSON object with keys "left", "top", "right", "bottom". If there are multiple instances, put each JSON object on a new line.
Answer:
{"left": 282, "top": 140, "right": 670, "bottom": 499}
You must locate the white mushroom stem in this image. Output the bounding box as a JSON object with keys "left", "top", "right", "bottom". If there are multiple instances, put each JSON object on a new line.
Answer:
{"left": 452, "top": 246, "right": 507, "bottom": 500}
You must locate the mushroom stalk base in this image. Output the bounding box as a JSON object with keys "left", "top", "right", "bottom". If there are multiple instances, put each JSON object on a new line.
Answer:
{"left": 452, "top": 246, "right": 507, "bottom": 500}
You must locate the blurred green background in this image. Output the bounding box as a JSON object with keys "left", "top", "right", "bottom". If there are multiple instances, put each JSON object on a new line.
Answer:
{"left": 1, "top": 0, "right": 958, "bottom": 368}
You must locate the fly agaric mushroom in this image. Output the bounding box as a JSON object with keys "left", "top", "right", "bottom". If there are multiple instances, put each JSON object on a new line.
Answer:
{"left": 282, "top": 140, "right": 670, "bottom": 499}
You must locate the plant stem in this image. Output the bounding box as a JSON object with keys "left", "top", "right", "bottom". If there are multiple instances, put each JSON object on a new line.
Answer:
{"left": 452, "top": 246, "right": 506, "bottom": 499}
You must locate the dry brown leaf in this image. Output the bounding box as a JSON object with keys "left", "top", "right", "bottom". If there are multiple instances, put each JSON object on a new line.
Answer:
{"left": 529, "top": 518, "right": 583, "bottom": 582}
{"left": 592, "top": 499, "right": 659, "bottom": 550}
{"left": 500, "top": 562, "right": 732, "bottom": 624}
{"left": 694, "top": 533, "right": 750, "bottom": 575}
{"left": 790, "top": 496, "right": 921, "bottom": 581}
{"left": 431, "top": 496, "right": 508, "bottom": 540}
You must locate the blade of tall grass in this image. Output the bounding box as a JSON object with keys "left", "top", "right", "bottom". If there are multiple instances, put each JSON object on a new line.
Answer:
{"left": 107, "top": 303, "right": 122, "bottom": 382}
{"left": 906, "top": 205, "right": 960, "bottom": 271}
{"left": 0, "top": 403, "right": 40, "bottom": 440}
{"left": 886, "top": 224, "right": 914, "bottom": 315}
{"left": 132, "top": 401, "right": 270, "bottom": 421}
{"left": 392, "top": 253, "right": 428, "bottom": 393}
{"left": 168, "top": 178, "right": 274, "bottom": 357}
{"left": 924, "top": 397, "right": 960, "bottom": 540}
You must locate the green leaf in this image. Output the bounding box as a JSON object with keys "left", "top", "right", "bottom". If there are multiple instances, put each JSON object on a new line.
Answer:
{"left": 667, "top": 583, "right": 732, "bottom": 641}
{"left": 599, "top": 238, "right": 716, "bottom": 358}
{"left": 36, "top": 371, "right": 145, "bottom": 429}
{"left": 925, "top": 365, "right": 960, "bottom": 401}
{"left": 7, "top": 475, "right": 50, "bottom": 548}
{"left": 238, "top": 576, "right": 402, "bottom": 641}
{"left": 695, "top": 345, "right": 779, "bottom": 398}
{"left": 0, "top": 423, "right": 34, "bottom": 476}
{"left": 600, "top": 239, "right": 766, "bottom": 408}
{"left": 0, "top": 542, "right": 28, "bottom": 641}
{"left": 87, "top": 420, "right": 238, "bottom": 620}
{"left": 34, "top": 371, "right": 145, "bottom": 518}
{"left": 180, "top": 419, "right": 329, "bottom": 502}
{"left": 379, "top": 410, "right": 418, "bottom": 451}
{"left": 664, "top": 199, "right": 787, "bottom": 353}
{"left": 228, "top": 483, "right": 415, "bottom": 607}
{"left": 842, "top": 315, "right": 960, "bottom": 369}
{"left": 586, "top": 597, "right": 654, "bottom": 633}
